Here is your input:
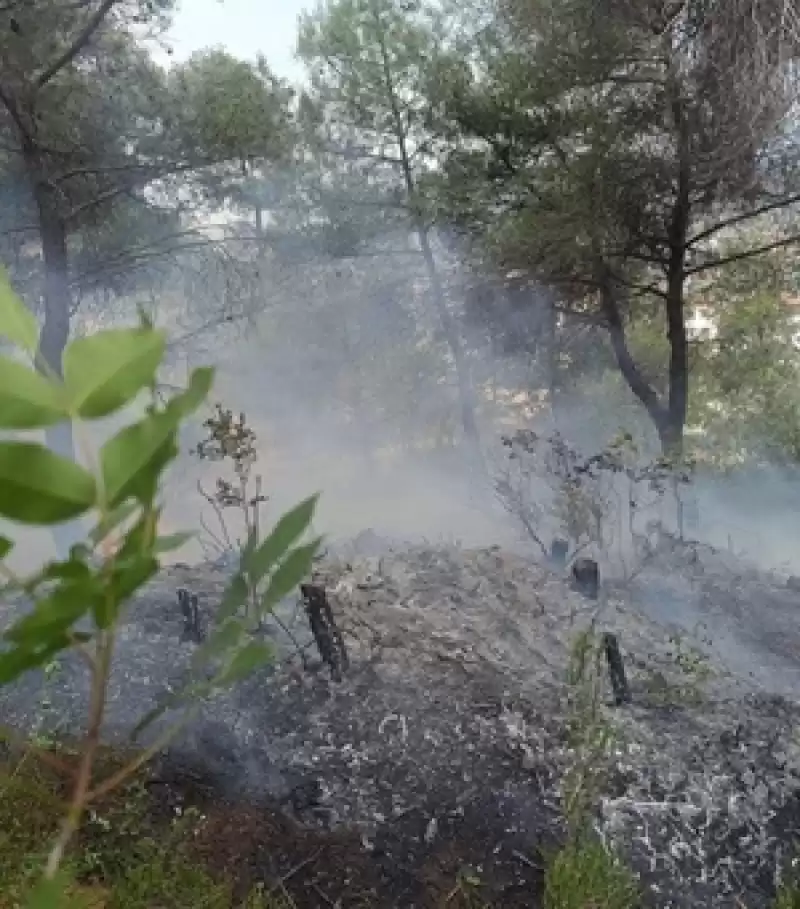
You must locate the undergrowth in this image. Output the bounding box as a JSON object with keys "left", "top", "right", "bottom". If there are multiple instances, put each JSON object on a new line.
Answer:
{"left": 1, "top": 634, "right": 797, "bottom": 908}
{"left": 540, "top": 626, "right": 798, "bottom": 909}
{"left": 775, "top": 882, "right": 800, "bottom": 909}
{"left": 0, "top": 741, "right": 287, "bottom": 908}
{"left": 541, "top": 628, "right": 640, "bottom": 909}
{"left": 543, "top": 837, "right": 639, "bottom": 909}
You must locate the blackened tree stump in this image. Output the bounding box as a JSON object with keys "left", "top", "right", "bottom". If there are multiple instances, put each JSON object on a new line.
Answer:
{"left": 571, "top": 558, "right": 599, "bottom": 600}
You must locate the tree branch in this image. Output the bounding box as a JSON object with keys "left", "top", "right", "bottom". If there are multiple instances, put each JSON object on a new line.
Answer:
{"left": 0, "top": 223, "right": 38, "bottom": 238}
{"left": 553, "top": 304, "right": 604, "bottom": 326}
{"left": 596, "top": 261, "right": 667, "bottom": 426}
{"left": 70, "top": 235, "right": 219, "bottom": 290}
{"left": 0, "top": 83, "right": 30, "bottom": 138}
{"left": 63, "top": 183, "right": 138, "bottom": 223}
{"left": 686, "top": 232, "right": 800, "bottom": 275}
{"left": 52, "top": 157, "right": 205, "bottom": 186}
{"left": 35, "top": 0, "right": 119, "bottom": 90}
{"left": 686, "top": 193, "right": 800, "bottom": 249}
{"left": 606, "top": 248, "right": 668, "bottom": 268}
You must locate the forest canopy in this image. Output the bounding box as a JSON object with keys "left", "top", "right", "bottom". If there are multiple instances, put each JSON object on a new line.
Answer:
{"left": 0, "top": 0, "right": 798, "bottom": 473}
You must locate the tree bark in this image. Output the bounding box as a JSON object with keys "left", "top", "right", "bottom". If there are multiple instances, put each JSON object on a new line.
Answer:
{"left": 662, "top": 79, "right": 692, "bottom": 460}
{"left": 28, "top": 151, "right": 82, "bottom": 557}
{"left": 597, "top": 261, "right": 688, "bottom": 457}
{"left": 373, "top": 21, "right": 485, "bottom": 478}
{"left": 595, "top": 63, "right": 693, "bottom": 462}
{"left": 416, "top": 225, "right": 485, "bottom": 472}
{"left": 0, "top": 0, "right": 144, "bottom": 557}
{"left": 661, "top": 266, "right": 689, "bottom": 458}
{"left": 545, "top": 291, "right": 558, "bottom": 408}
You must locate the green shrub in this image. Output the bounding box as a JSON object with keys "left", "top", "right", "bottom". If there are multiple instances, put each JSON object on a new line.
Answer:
{"left": 544, "top": 836, "right": 640, "bottom": 909}
{"left": 0, "top": 269, "right": 322, "bottom": 905}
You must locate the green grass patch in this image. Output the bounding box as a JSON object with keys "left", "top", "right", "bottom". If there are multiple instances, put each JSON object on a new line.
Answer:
{"left": 774, "top": 881, "right": 800, "bottom": 908}
{"left": 0, "top": 740, "right": 285, "bottom": 909}
{"left": 543, "top": 835, "right": 640, "bottom": 909}
{"left": 0, "top": 733, "right": 795, "bottom": 908}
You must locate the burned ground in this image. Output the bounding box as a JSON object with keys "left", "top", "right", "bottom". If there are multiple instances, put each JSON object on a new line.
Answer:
{"left": 2, "top": 534, "right": 800, "bottom": 906}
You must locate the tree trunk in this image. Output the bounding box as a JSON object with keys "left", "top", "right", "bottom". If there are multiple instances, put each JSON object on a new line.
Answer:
{"left": 544, "top": 291, "right": 558, "bottom": 410}
{"left": 597, "top": 265, "right": 666, "bottom": 426}
{"left": 661, "top": 72, "right": 692, "bottom": 459}
{"left": 416, "top": 226, "right": 485, "bottom": 472}
{"left": 30, "top": 159, "right": 82, "bottom": 558}
{"left": 373, "top": 24, "right": 485, "bottom": 479}
{"left": 656, "top": 415, "right": 684, "bottom": 458}
{"left": 0, "top": 0, "right": 122, "bottom": 558}
{"left": 597, "top": 247, "right": 689, "bottom": 459}
{"left": 589, "top": 69, "right": 693, "bottom": 460}
{"left": 660, "top": 263, "right": 689, "bottom": 458}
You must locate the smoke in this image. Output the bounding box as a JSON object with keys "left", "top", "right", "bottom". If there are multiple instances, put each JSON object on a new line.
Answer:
{"left": 689, "top": 464, "right": 800, "bottom": 574}
{"left": 3, "top": 204, "right": 799, "bottom": 582}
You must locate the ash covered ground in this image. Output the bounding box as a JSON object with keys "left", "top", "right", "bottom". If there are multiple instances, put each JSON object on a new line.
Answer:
{"left": 2, "top": 530, "right": 800, "bottom": 907}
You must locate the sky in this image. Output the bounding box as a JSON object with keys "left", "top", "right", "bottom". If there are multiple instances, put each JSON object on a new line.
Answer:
{"left": 167, "top": 0, "right": 312, "bottom": 80}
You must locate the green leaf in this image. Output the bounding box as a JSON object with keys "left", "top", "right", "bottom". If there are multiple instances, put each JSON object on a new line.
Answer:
{"left": 114, "top": 551, "right": 160, "bottom": 595}
{"left": 0, "top": 535, "right": 12, "bottom": 560}
{"left": 87, "top": 499, "right": 139, "bottom": 547}
{"left": 0, "top": 356, "right": 67, "bottom": 428}
{"left": 128, "top": 679, "right": 213, "bottom": 744}
{"left": 3, "top": 581, "right": 100, "bottom": 644}
{"left": 63, "top": 327, "right": 166, "bottom": 419}
{"left": 96, "top": 555, "right": 158, "bottom": 628}
{"left": 129, "top": 702, "right": 175, "bottom": 744}
{"left": 190, "top": 616, "right": 245, "bottom": 672}
{"left": 165, "top": 367, "right": 215, "bottom": 421}
{"left": 153, "top": 531, "right": 194, "bottom": 554}
{"left": 243, "top": 494, "right": 319, "bottom": 583}
{"left": 0, "top": 442, "right": 96, "bottom": 524}
{"left": 216, "top": 571, "right": 249, "bottom": 622}
{"left": 90, "top": 509, "right": 160, "bottom": 626}
{"left": 0, "top": 633, "right": 71, "bottom": 685}
{"left": 99, "top": 368, "right": 214, "bottom": 509}
{"left": 259, "top": 538, "right": 322, "bottom": 616}
{"left": 129, "top": 693, "right": 187, "bottom": 744}
{"left": 0, "top": 266, "right": 39, "bottom": 354}
{"left": 41, "top": 556, "right": 91, "bottom": 583}
{"left": 240, "top": 526, "right": 258, "bottom": 565}
{"left": 214, "top": 640, "right": 274, "bottom": 688}
{"left": 100, "top": 413, "right": 179, "bottom": 507}
{"left": 24, "top": 868, "right": 74, "bottom": 909}
{"left": 115, "top": 507, "right": 159, "bottom": 558}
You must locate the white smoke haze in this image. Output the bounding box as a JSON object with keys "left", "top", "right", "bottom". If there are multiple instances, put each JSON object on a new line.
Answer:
{"left": 4, "top": 220, "right": 799, "bottom": 582}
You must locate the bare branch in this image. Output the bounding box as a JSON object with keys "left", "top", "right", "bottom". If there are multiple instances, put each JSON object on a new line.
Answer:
{"left": 0, "top": 222, "right": 38, "bottom": 238}
{"left": 70, "top": 235, "right": 221, "bottom": 291}
{"left": 686, "top": 231, "right": 800, "bottom": 275}
{"left": 35, "top": 0, "right": 119, "bottom": 90}
{"left": 686, "top": 192, "right": 800, "bottom": 248}
{"left": 51, "top": 160, "right": 193, "bottom": 184}
{"left": 0, "top": 83, "right": 30, "bottom": 138}
{"left": 63, "top": 183, "right": 137, "bottom": 223}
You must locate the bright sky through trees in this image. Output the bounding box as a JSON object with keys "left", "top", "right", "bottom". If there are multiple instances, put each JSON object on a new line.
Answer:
{"left": 168, "top": 0, "right": 308, "bottom": 78}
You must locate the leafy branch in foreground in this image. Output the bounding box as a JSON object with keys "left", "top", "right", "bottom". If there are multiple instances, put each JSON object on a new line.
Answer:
{"left": 0, "top": 268, "right": 322, "bottom": 907}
